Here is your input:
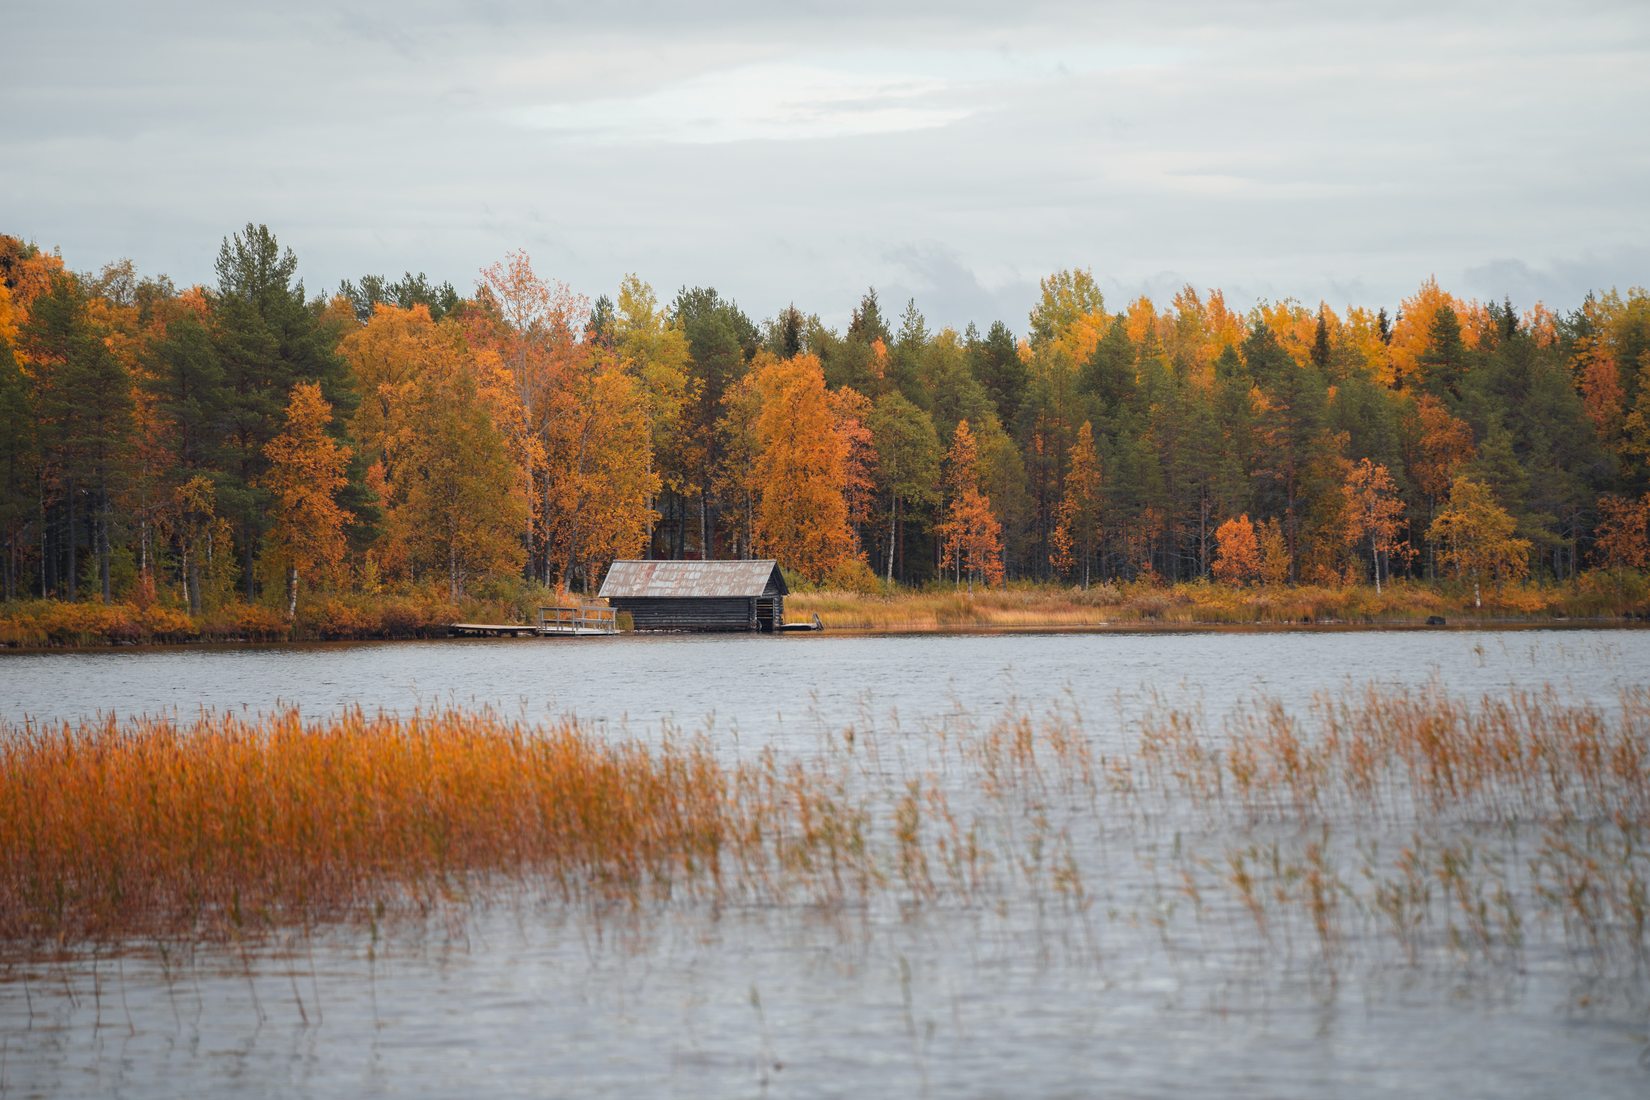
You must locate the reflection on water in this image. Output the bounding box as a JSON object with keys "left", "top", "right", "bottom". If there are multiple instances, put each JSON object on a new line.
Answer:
{"left": 3, "top": 629, "right": 1650, "bottom": 1098}
{"left": 10, "top": 903, "right": 1646, "bottom": 1100}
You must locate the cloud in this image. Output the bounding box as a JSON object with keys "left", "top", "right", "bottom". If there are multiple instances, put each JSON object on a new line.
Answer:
{"left": 512, "top": 63, "right": 972, "bottom": 144}
{"left": 5, "top": 1, "right": 1648, "bottom": 328}
{"left": 1461, "top": 249, "right": 1650, "bottom": 309}
{"left": 878, "top": 244, "right": 1039, "bottom": 333}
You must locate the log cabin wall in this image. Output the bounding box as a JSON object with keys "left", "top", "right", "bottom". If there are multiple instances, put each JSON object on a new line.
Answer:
{"left": 614, "top": 597, "right": 758, "bottom": 632}
{"left": 598, "top": 560, "right": 791, "bottom": 634}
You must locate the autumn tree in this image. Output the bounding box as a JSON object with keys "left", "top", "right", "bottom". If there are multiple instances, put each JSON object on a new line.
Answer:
{"left": 1212, "top": 515, "right": 1262, "bottom": 586}
{"left": 1258, "top": 517, "right": 1291, "bottom": 586}
{"left": 262, "top": 382, "right": 352, "bottom": 617}
{"left": 542, "top": 362, "right": 659, "bottom": 590}
{"left": 389, "top": 361, "right": 527, "bottom": 600}
{"left": 936, "top": 419, "right": 1004, "bottom": 589}
{"left": 1426, "top": 476, "right": 1530, "bottom": 608}
{"left": 1342, "top": 459, "right": 1408, "bottom": 592}
{"left": 1594, "top": 492, "right": 1650, "bottom": 570}
{"left": 613, "top": 274, "right": 693, "bottom": 554}
{"left": 1051, "top": 421, "right": 1102, "bottom": 586}
{"left": 1388, "top": 277, "right": 1473, "bottom": 390}
{"left": 1028, "top": 268, "right": 1108, "bottom": 361}
{"left": 1399, "top": 394, "right": 1476, "bottom": 576}
{"left": 832, "top": 386, "right": 877, "bottom": 542}
{"left": 164, "top": 474, "right": 234, "bottom": 614}
{"left": 751, "top": 353, "right": 856, "bottom": 582}
{"left": 475, "top": 249, "right": 590, "bottom": 583}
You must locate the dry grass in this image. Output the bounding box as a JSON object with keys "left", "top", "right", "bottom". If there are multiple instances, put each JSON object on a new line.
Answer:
{"left": 0, "top": 709, "right": 791, "bottom": 946}
{"left": 0, "top": 592, "right": 469, "bottom": 648}
{"left": 5, "top": 570, "right": 1645, "bottom": 649}
{"left": 789, "top": 575, "right": 1650, "bottom": 632}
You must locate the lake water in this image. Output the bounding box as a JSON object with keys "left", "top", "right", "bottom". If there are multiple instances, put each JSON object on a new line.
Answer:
{"left": 4, "top": 628, "right": 1649, "bottom": 1098}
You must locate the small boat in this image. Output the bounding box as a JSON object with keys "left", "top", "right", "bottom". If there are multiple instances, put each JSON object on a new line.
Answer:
{"left": 781, "top": 613, "right": 824, "bottom": 633}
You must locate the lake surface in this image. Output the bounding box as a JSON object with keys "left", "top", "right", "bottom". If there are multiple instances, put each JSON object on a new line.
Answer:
{"left": 4, "top": 628, "right": 1650, "bottom": 1098}
{"left": 3, "top": 626, "right": 1645, "bottom": 734}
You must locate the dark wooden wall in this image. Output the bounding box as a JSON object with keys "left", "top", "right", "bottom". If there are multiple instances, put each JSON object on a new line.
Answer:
{"left": 614, "top": 597, "right": 760, "bottom": 632}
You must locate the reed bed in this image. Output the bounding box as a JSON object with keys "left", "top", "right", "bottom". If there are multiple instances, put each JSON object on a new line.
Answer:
{"left": 3, "top": 685, "right": 1647, "bottom": 985}
{"left": 0, "top": 708, "right": 805, "bottom": 947}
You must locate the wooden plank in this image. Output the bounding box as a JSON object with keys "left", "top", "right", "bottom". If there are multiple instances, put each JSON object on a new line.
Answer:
{"left": 449, "top": 623, "right": 539, "bottom": 638}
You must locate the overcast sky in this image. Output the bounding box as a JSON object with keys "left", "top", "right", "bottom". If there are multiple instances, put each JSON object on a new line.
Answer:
{"left": 8, "top": 0, "right": 1648, "bottom": 331}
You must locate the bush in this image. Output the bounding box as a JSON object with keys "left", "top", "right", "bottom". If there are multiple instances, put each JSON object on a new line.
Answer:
{"left": 1571, "top": 568, "right": 1650, "bottom": 618}
{"left": 202, "top": 603, "right": 291, "bottom": 643}
{"left": 141, "top": 605, "right": 199, "bottom": 643}
{"left": 826, "top": 556, "right": 883, "bottom": 594}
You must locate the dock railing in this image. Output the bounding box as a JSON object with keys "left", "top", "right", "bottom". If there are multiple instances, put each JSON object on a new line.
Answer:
{"left": 537, "top": 602, "right": 619, "bottom": 635}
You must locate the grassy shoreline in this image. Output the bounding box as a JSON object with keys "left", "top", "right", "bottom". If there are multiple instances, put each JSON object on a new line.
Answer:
{"left": 790, "top": 575, "right": 1650, "bottom": 632}
{"left": 2, "top": 573, "right": 1647, "bottom": 650}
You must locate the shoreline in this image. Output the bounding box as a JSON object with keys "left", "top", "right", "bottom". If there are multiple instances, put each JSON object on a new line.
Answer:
{"left": 2, "top": 611, "right": 1647, "bottom": 656}
{"left": 4, "top": 576, "right": 1647, "bottom": 653}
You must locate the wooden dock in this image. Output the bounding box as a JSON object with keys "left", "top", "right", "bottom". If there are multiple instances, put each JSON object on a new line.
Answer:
{"left": 537, "top": 603, "right": 618, "bottom": 636}
{"left": 448, "top": 602, "right": 619, "bottom": 639}
{"left": 449, "top": 623, "right": 540, "bottom": 638}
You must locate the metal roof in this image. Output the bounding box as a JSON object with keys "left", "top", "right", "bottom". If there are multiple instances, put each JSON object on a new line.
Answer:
{"left": 598, "top": 560, "right": 788, "bottom": 599}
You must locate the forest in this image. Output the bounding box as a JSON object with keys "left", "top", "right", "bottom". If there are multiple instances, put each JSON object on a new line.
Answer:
{"left": 1, "top": 224, "right": 1648, "bottom": 636}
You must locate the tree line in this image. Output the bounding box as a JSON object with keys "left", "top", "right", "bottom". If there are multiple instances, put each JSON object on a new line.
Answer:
{"left": 2, "top": 225, "right": 1648, "bottom": 616}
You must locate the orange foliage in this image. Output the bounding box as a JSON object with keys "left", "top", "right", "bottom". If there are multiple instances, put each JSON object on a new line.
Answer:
{"left": 543, "top": 361, "right": 659, "bottom": 585}
{"left": 1342, "top": 459, "right": 1409, "bottom": 592}
{"left": 831, "top": 386, "right": 877, "bottom": 531}
{"left": 0, "top": 282, "right": 17, "bottom": 348}
{"left": 1050, "top": 421, "right": 1102, "bottom": 584}
{"left": 752, "top": 354, "right": 857, "bottom": 582}
{"left": 1212, "top": 514, "right": 1263, "bottom": 586}
{"left": 1523, "top": 302, "right": 1559, "bottom": 349}
{"left": 1578, "top": 343, "right": 1625, "bottom": 439}
{"left": 1253, "top": 299, "right": 1319, "bottom": 367}
{"left": 1339, "top": 306, "right": 1391, "bottom": 379}
{"left": 262, "top": 382, "right": 353, "bottom": 615}
{"left": 1388, "top": 277, "right": 1480, "bottom": 388}
{"left": 1594, "top": 492, "right": 1650, "bottom": 569}
{"left": 936, "top": 420, "right": 1005, "bottom": 588}
{"left": 1404, "top": 394, "right": 1476, "bottom": 506}
{"left": 1123, "top": 296, "right": 1162, "bottom": 353}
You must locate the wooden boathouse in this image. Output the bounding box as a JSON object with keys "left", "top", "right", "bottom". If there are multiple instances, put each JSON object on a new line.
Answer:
{"left": 598, "top": 560, "right": 788, "bottom": 633}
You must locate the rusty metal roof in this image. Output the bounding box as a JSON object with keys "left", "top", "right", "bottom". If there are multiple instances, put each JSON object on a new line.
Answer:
{"left": 598, "top": 560, "right": 788, "bottom": 599}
